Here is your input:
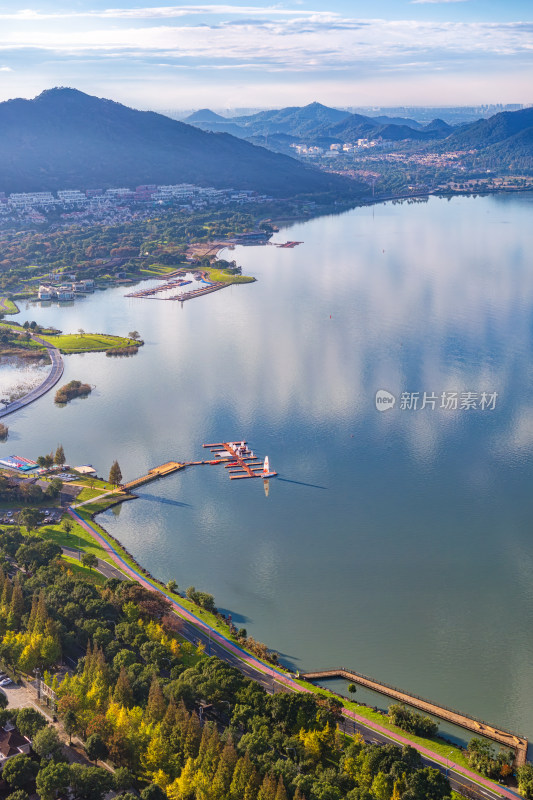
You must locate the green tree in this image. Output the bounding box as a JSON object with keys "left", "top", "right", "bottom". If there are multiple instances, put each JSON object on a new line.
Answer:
{"left": 35, "top": 762, "right": 70, "bottom": 800}
{"left": 6, "top": 790, "right": 29, "bottom": 800}
{"left": 32, "top": 725, "right": 64, "bottom": 761}
{"left": 14, "top": 707, "right": 48, "bottom": 739}
{"left": 63, "top": 709, "right": 78, "bottom": 745}
{"left": 16, "top": 508, "right": 42, "bottom": 533}
{"left": 147, "top": 675, "right": 166, "bottom": 723}
{"left": 128, "top": 331, "right": 140, "bottom": 341}
{"left": 62, "top": 518, "right": 74, "bottom": 537}
{"left": 82, "top": 553, "right": 98, "bottom": 571}
{"left": 348, "top": 683, "right": 357, "bottom": 696}
{"left": 2, "top": 754, "right": 39, "bottom": 789}
{"left": 140, "top": 785, "right": 166, "bottom": 800}
{"left": 54, "top": 444, "right": 66, "bottom": 465}
{"left": 69, "top": 764, "right": 114, "bottom": 800}
{"left": 0, "top": 690, "right": 8, "bottom": 709}
{"left": 114, "top": 766, "right": 135, "bottom": 792}
{"left": 109, "top": 460, "right": 122, "bottom": 486}
{"left": 85, "top": 732, "right": 109, "bottom": 765}
{"left": 113, "top": 665, "right": 134, "bottom": 708}
{"left": 517, "top": 764, "right": 533, "bottom": 799}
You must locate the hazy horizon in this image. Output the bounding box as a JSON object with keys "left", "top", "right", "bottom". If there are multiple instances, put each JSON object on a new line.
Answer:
{"left": 0, "top": 0, "right": 531, "bottom": 110}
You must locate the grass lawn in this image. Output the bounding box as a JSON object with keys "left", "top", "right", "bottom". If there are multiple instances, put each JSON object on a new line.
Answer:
{"left": 204, "top": 266, "right": 255, "bottom": 284}
{"left": 0, "top": 298, "right": 19, "bottom": 315}
{"left": 141, "top": 264, "right": 182, "bottom": 275}
{"left": 38, "top": 518, "right": 110, "bottom": 562}
{"left": 39, "top": 333, "right": 140, "bottom": 354}
{"left": 75, "top": 487, "right": 111, "bottom": 503}
{"left": 61, "top": 556, "right": 106, "bottom": 585}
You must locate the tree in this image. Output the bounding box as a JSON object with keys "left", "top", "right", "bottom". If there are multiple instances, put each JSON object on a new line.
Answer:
{"left": 62, "top": 518, "right": 73, "bottom": 537}
{"left": 32, "top": 725, "right": 63, "bottom": 761}
{"left": 5, "top": 790, "right": 29, "bottom": 800}
{"left": 517, "top": 764, "right": 533, "bottom": 799}
{"left": 167, "top": 579, "right": 178, "bottom": 593}
{"left": 140, "top": 784, "right": 167, "bottom": 800}
{"left": 128, "top": 331, "right": 140, "bottom": 341}
{"left": 0, "top": 690, "right": 8, "bottom": 709}
{"left": 36, "top": 762, "right": 70, "bottom": 800}
{"left": 109, "top": 460, "right": 122, "bottom": 486}
{"left": 54, "top": 444, "right": 66, "bottom": 465}
{"left": 15, "top": 707, "right": 48, "bottom": 739}
{"left": 348, "top": 684, "right": 357, "bottom": 696}
{"left": 86, "top": 733, "right": 109, "bottom": 765}
{"left": 63, "top": 709, "right": 78, "bottom": 745}
{"left": 114, "top": 766, "right": 135, "bottom": 792}
{"left": 78, "top": 328, "right": 85, "bottom": 338}
{"left": 69, "top": 764, "right": 114, "bottom": 800}
{"left": 82, "top": 553, "right": 98, "bottom": 571}
{"left": 2, "top": 754, "right": 39, "bottom": 789}
{"left": 147, "top": 675, "right": 166, "bottom": 723}
{"left": 16, "top": 508, "right": 42, "bottom": 533}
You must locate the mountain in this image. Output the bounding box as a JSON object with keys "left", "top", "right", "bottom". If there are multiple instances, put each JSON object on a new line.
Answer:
{"left": 185, "top": 108, "right": 228, "bottom": 123}
{"left": 0, "top": 88, "right": 364, "bottom": 198}
{"left": 185, "top": 102, "right": 451, "bottom": 145}
{"left": 444, "top": 107, "right": 533, "bottom": 149}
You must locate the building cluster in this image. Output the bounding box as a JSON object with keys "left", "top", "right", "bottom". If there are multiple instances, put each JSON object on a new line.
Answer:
{"left": 291, "top": 140, "right": 379, "bottom": 158}
{"left": 38, "top": 278, "right": 95, "bottom": 301}
{"left": 0, "top": 184, "right": 271, "bottom": 228}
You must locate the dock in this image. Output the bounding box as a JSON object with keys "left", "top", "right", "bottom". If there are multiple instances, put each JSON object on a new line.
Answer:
{"left": 203, "top": 441, "right": 275, "bottom": 479}
{"left": 125, "top": 270, "right": 227, "bottom": 303}
{"left": 121, "top": 461, "right": 187, "bottom": 491}
{"left": 302, "top": 668, "right": 528, "bottom": 766}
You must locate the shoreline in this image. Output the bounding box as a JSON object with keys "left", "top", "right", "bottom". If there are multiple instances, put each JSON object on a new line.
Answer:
{"left": 74, "top": 481, "right": 528, "bottom": 777}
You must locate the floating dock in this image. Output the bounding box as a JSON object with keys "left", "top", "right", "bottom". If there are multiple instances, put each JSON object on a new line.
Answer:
{"left": 125, "top": 270, "right": 227, "bottom": 303}
{"left": 302, "top": 668, "right": 528, "bottom": 766}
{"left": 203, "top": 441, "right": 276, "bottom": 479}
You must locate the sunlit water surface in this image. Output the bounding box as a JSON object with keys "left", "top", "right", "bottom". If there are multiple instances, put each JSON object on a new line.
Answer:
{"left": 4, "top": 193, "right": 533, "bottom": 742}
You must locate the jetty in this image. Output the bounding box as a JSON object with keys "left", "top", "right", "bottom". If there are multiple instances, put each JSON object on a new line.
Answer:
{"left": 302, "top": 668, "right": 528, "bottom": 766}
{"left": 125, "top": 270, "right": 228, "bottom": 303}
{"left": 121, "top": 461, "right": 187, "bottom": 491}
{"left": 203, "top": 441, "right": 276, "bottom": 479}
{"left": 275, "top": 241, "right": 303, "bottom": 248}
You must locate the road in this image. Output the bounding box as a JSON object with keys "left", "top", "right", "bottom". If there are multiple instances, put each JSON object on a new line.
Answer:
{"left": 0, "top": 334, "right": 64, "bottom": 418}
{"left": 67, "top": 508, "right": 523, "bottom": 800}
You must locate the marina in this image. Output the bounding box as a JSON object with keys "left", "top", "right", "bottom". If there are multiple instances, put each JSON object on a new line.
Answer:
{"left": 125, "top": 270, "right": 227, "bottom": 302}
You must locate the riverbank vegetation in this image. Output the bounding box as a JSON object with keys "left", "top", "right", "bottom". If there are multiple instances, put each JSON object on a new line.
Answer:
{"left": 106, "top": 344, "right": 139, "bottom": 356}
{"left": 41, "top": 332, "right": 142, "bottom": 354}
{"left": 0, "top": 530, "right": 454, "bottom": 800}
{"left": 55, "top": 380, "right": 92, "bottom": 404}
{"left": 388, "top": 704, "right": 438, "bottom": 737}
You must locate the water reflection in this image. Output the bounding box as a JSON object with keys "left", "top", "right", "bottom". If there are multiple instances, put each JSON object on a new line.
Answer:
{"left": 5, "top": 193, "right": 533, "bottom": 740}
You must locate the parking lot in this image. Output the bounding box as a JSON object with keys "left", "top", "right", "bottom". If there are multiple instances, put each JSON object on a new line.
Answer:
{"left": 0, "top": 508, "right": 64, "bottom": 526}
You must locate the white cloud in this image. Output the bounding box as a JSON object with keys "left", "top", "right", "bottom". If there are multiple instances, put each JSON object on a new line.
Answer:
{"left": 0, "top": 66, "right": 12, "bottom": 71}
{"left": 0, "top": 5, "right": 330, "bottom": 20}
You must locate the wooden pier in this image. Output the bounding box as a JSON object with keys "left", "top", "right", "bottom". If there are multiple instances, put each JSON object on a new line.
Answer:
{"left": 302, "top": 668, "right": 528, "bottom": 766}
{"left": 203, "top": 441, "right": 274, "bottom": 479}
{"left": 121, "top": 461, "right": 187, "bottom": 491}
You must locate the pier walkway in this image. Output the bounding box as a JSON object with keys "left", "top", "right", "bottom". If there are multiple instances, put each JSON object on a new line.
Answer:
{"left": 302, "top": 668, "right": 528, "bottom": 766}
{"left": 121, "top": 461, "right": 187, "bottom": 491}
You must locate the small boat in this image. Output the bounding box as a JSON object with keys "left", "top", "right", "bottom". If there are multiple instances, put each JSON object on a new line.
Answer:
{"left": 262, "top": 456, "right": 277, "bottom": 478}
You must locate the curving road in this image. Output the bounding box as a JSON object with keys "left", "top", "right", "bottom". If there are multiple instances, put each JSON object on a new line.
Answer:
{"left": 67, "top": 506, "right": 524, "bottom": 800}
{"left": 0, "top": 334, "right": 64, "bottom": 419}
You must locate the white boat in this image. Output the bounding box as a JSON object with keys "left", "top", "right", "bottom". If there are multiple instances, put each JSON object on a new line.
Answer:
{"left": 262, "top": 456, "right": 277, "bottom": 478}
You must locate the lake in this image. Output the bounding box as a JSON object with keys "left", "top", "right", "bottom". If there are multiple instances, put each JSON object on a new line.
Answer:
{"left": 4, "top": 191, "right": 533, "bottom": 743}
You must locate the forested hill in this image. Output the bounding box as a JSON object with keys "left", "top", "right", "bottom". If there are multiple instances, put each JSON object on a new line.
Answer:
{"left": 0, "top": 88, "right": 365, "bottom": 198}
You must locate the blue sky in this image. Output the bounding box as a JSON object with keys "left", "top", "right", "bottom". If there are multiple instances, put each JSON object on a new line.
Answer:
{"left": 0, "top": 0, "right": 531, "bottom": 110}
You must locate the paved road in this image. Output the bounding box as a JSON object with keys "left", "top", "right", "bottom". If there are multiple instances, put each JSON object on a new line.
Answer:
{"left": 61, "top": 545, "right": 127, "bottom": 581}
{"left": 0, "top": 334, "right": 64, "bottom": 418}
{"left": 67, "top": 507, "right": 523, "bottom": 800}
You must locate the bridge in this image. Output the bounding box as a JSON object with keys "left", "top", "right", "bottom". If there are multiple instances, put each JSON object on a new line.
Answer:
{"left": 302, "top": 668, "right": 528, "bottom": 766}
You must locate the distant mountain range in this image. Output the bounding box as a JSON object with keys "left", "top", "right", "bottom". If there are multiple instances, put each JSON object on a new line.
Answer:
{"left": 184, "top": 102, "right": 453, "bottom": 145}
{"left": 184, "top": 102, "right": 533, "bottom": 167}
{"left": 0, "top": 89, "right": 364, "bottom": 198}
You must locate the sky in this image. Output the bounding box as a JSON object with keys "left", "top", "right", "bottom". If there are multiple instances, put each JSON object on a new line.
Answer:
{"left": 0, "top": 0, "right": 531, "bottom": 111}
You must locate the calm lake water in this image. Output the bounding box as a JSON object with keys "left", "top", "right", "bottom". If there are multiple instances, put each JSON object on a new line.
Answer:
{"left": 4, "top": 192, "right": 533, "bottom": 742}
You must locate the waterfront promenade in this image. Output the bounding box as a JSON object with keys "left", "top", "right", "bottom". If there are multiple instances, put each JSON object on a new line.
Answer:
{"left": 0, "top": 335, "right": 64, "bottom": 419}
{"left": 66, "top": 505, "right": 526, "bottom": 800}
{"left": 303, "top": 668, "right": 527, "bottom": 765}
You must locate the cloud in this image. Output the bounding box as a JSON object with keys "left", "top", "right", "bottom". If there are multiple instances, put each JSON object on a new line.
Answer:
{"left": 0, "top": 66, "right": 12, "bottom": 71}
{"left": 0, "top": 5, "right": 330, "bottom": 20}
